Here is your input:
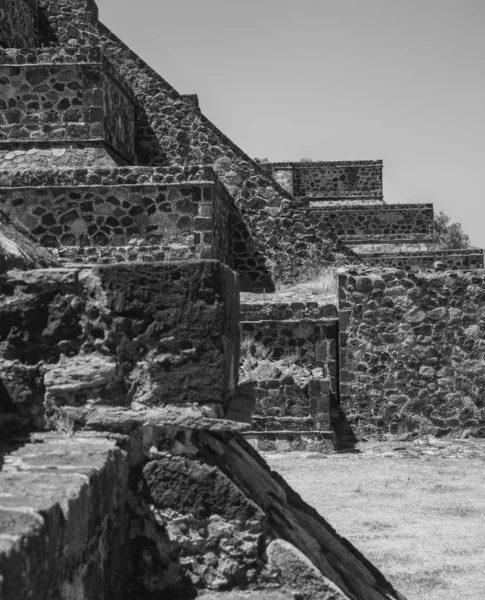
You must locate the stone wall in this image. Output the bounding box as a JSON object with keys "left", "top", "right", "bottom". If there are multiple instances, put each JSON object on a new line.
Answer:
{"left": 0, "top": 0, "right": 37, "bottom": 49}
{"left": 359, "top": 247, "right": 485, "bottom": 272}
{"left": 0, "top": 433, "right": 130, "bottom": 599}
{"left": 0, "top": 250, "right": 406, "bottom": 600}
{"left": 38, "top": 0, "right": 99, "bottom": 47}
{"left": 91, "top": 24, "right": 355, "bottom": 288}
{"left": 0, "top": 51, "right": 135, "bottom": 163}
{"left": 339, "top": 268, "right": 485, "bottom": 438}
{"left": 241, "top": 318, "right": 338, "bottom": 438}
{"left": 0, "top": 260, "right": 239, "bottom": 434}
{"left": 0, "top": 427, "right": 406, "bottom": 600}
{"left": 0, "top": 167, "right": 238, "bottom": 269}
{"left": 0, "top": 141, "right": 122, "bottom": 168}
{"left": 310, "top": 204, "right": 434, "bottom": 244}
{"left": 102, "top": 57, "right": 136, "bottom": 161}
{"left": 271, "top": 161, "right": 384, "bottom": 201}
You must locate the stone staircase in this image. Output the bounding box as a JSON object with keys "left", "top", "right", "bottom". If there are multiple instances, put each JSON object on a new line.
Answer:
{"left": 268, "top": 161, "right": 484, "bottom": 272}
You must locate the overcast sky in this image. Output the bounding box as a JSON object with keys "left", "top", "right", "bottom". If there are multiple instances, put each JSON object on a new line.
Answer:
{"left": 96, "top": 0, "right": 485, "bottom": 249}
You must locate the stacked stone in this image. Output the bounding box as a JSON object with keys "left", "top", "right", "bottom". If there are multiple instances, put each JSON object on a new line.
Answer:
{"left": 269, "top": 161, "right": 484, "bottom": 272}
{"left": 240, "top": 298, "right": 339, "bottom": 451}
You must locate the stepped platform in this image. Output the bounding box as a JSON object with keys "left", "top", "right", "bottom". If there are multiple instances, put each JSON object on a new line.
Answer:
{"left": 0, "top": 47, "right": 135, "bottom": 167}
{"left": 266, "top": 160, "right": 384, "bottom": 202}
{"left": 355, "top": 244, "right": 485, "bottom": 271}
{"left": 0, "top": 165, "right": 237, "bottom": 267}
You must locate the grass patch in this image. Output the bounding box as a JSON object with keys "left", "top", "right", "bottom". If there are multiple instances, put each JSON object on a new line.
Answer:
{"left": 277, "top": 267, "right": 338, "bottom": 299}
{"left": 266, "top": 453, "right": 485, "bottom": 600}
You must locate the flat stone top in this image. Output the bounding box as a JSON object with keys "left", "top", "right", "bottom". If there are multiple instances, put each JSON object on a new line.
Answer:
{"left": 241, "top": 289, "right": 337, "bottom": 309}
{"left": 0, "top": 165, "right": 217, "bottom": 188}
{"left": 270, "top": 160, "right": 383, "bottom": 168}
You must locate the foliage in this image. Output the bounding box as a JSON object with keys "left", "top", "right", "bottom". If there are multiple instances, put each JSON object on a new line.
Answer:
{"left": 433, "top": 210, "right": 470, "bottom": 249}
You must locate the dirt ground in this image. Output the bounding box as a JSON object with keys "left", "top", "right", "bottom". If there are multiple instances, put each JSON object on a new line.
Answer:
{"left": 264, "top": 437, "right": 485, "bottom": 600}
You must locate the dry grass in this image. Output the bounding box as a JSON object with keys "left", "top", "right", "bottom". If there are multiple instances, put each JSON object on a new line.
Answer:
{"left": 276, "top": 267, "right": 338, "bottom": 299}
{"left": 240, "top": 333, "right": 301, "bottom": 381}
{"left": 266, "top": 453, "right": 485, "bottom": 600}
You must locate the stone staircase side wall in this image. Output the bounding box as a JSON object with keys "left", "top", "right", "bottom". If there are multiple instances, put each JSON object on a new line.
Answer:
{"left": 360, "top": 248, "right": 485, "bottom": 271}
{"left": 0, "top": 167, "right": 237, "bottom": 268}
{"left": 0, "top": 0, "right": 37, "bottom": 49}
{"left": 271, "top": 160, "right": 383, "bottom": 201}
{"left": 310, "top": 203, "right": 435, "bottom": 244}
{"left": 241, "top": 319, "right": 338, "bottom": 433}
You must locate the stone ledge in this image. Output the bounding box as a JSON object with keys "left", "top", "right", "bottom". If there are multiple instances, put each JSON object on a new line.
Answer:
{"left": 63, "top": 405, "right": 251, "bottom": 434}
{"left": 0, "top": 260, "right": 240, "bottom": 434}
{"left": 0, "top": 434, "right": 129, "bottom": 599}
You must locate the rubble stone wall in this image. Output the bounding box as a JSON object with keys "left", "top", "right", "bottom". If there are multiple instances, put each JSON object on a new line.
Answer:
{"left": 0, "top": 260, "right": 239, "bottom": 434}
{"left": 0, "top": 427, "right": 406, "bottom": 600}
{"left": 360, "top": 248, "right": 485, "bottom": 271}
{"left": 271, "top": 161, "right": 383, "bottom": 200}
{"left": 339, "top": 268, "right": 485, "bottom": 438}
{"left": 311, "top": 203, "right": 434, "bottom": 243}
{"left": 0, "top": 56, "right": 135, "bottom": 162}
{"left": 241, "top": 319, "right": 338, "bottom": 433}
{"left": 0, "top": 0, "right": 37, "bottom": 49}
{"left": 0, "top": 168, "right": 237, "bottom": 268}
{"left": 92, "top": 25, "right": 355, "bottom": 289}
{"left": 0, "top": 183, "right": 210, "bottom": 251}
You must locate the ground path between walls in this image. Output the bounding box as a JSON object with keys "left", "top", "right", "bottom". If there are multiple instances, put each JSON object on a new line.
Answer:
{"left": 263, "top": 436, "right": 485, "bottom": 460}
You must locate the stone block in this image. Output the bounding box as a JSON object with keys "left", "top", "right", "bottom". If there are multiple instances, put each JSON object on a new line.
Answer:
{"left": 0, "top": 260, "right": 239, "bottom": 433}
{"left": 0, "top": 433, "right": 129, "bottom": 600}
{"left": 0, "top": 52, "right": 135, "bottom": 163}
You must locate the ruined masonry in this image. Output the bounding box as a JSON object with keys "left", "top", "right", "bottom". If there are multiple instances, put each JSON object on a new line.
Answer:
{"left": 0, "top": 0, "right": 483, "bottom": 597}
{"left": 0, "top": 0, "right": 409, "bottom": 598}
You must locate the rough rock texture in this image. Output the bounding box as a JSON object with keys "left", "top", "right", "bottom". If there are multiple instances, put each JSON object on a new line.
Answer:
{"left": 0, "top": 426, "right": 407, "bottom": 600}
{"left": 311, "top": 204, "right": 434, "bottom": 244}
{"left": 339, "top": 268, "right": 485, "bottom": 438}
{"left": 0, "top": 204, "right": 58, "bottom": 273}
{"left": 0, "top": 260, "right": 239, "bottom": 434}
{"left": 358, "top": 247, "right": 485, "bottom": 272}
{"left": 0, "top": 165, "right": 271, "bottom": 280}
{"left": 269, "top": 161, "right": 384, "bottom": 202}
{"left": 123, "top": 426, "right": 406, "bottom": 600}
{"left": 91, "top": 25, "right": 355, "bottom": 288}
{"left": 0, "top": 0, "right": 37, "bottom": 49}
{"left": 0, "top": 432, "right": 129, "bottom": 600}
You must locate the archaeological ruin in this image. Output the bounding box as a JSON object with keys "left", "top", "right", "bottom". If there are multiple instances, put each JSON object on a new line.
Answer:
{"left": 0, "top": 0, "right": 483, "bottom": 597}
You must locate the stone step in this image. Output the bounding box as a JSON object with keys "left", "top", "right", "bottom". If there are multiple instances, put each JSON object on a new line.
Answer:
{"left": 310, "top": 202, "right": 435, "bottom": 244}
{"left": 0, "top": 47, "right": 135, "bottom": 166}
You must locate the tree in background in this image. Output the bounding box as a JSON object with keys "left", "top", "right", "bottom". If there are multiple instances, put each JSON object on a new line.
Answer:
{"left": 433, "top": 210, "right": 470, "bottom": 249}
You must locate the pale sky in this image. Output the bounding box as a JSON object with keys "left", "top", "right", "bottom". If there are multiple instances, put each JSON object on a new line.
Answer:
{"left": 96, "top": 0, "right": 485, "bottom": 249}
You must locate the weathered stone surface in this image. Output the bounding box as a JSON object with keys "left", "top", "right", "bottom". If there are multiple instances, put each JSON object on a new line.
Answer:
{"left": 339, "top": 268, "right": 485, "bottom": 437}
{"left": 200, "top": 592, "right": 295, "bottom": 599}
{"left": 0, "top": 260, "right": 239, "bottom": 434}
{"left": 125, "top": 427, "right": 406, "bottom": 599}
{"left": 0, "top": 205, "right": 58, "bottom": 274}
{"left": 0, "top": 433, "right": 129, "bottom": 600}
